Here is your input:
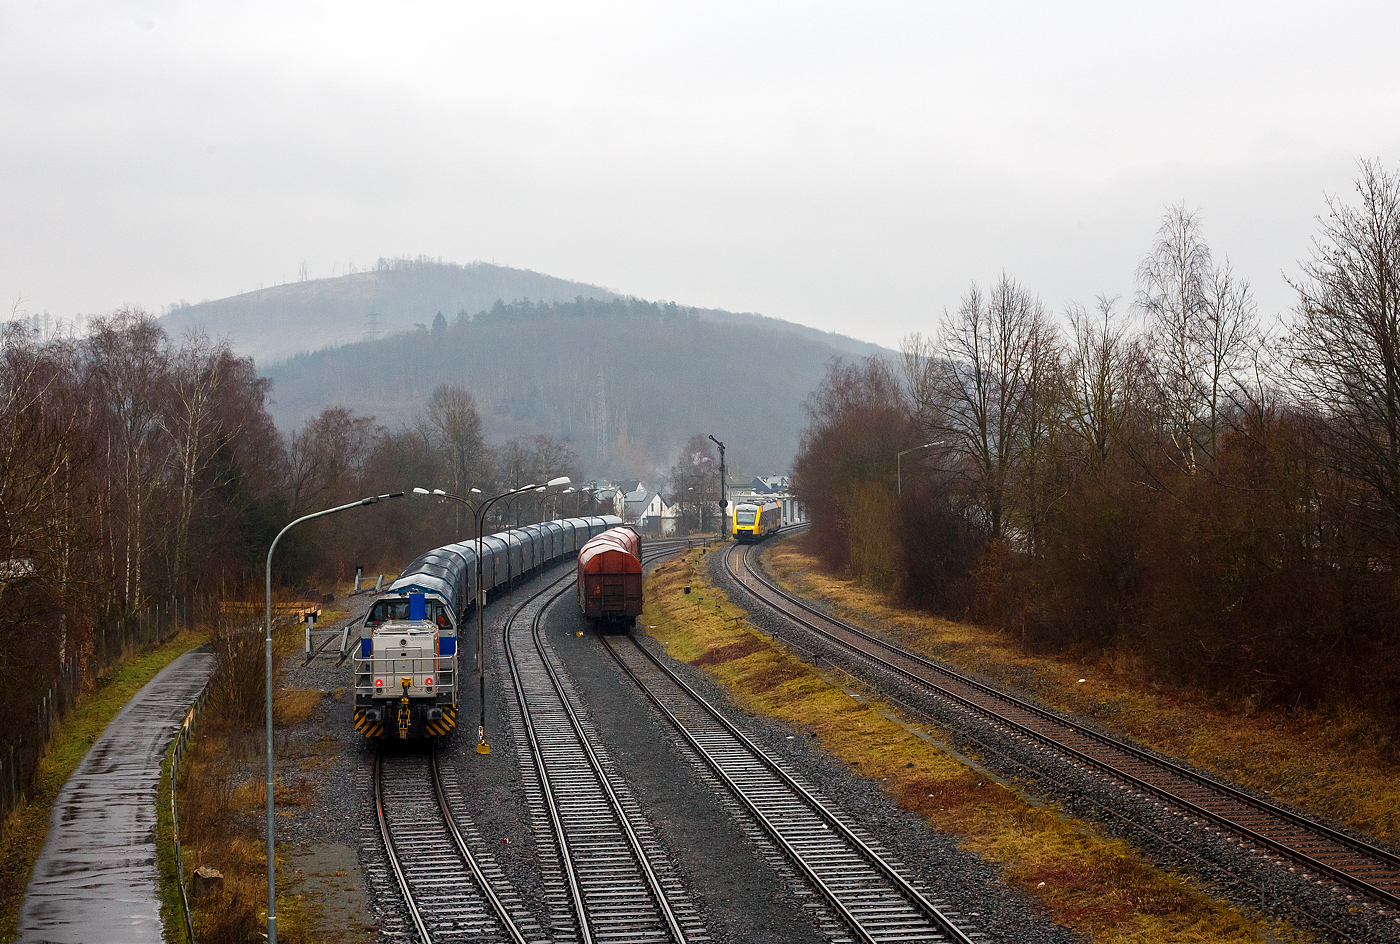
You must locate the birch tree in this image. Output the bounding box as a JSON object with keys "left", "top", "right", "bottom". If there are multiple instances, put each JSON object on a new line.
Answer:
{"left": 0, "top": 325, "right": 89, "bottom": 667}
{"left": 1136, "top": 205, "right": 1213, "bottom": 473}
{"left": 87, "top": 309, "right": 167, "bottom": 610}
{"left": 1136, "top": 205, "right": 1257, "bottom": 473}
{"left": 159, "top": 333, "right": 251, "bottom": 613}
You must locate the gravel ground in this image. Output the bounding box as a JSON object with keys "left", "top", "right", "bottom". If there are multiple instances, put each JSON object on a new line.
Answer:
{"left": 712, "top": 538, "right": 1400, "bottom": 944}
{"left": 267, "top": 551, "right": 1085, "bottom": 943}
{"left": 275, "top": 591, "right": 380, "bottom": 942}
{"left": 607, "top": 555, "right": 1079, "bottom": 944}
{"left": 442, "top": 561, "right": 837, "bottom": 943}
{"left": 259, "top": 538, "right": 1400, "bottom": 944}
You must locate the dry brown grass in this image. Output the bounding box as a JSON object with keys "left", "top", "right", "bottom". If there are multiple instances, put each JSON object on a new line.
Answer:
{"left": 642, "top": 550, "right": 1316, "bottom": 944}
{"left": 764, "top": 541, "right": 1400, "bottom": 845}
{"left": 275, "top": 688, "right": 325, "bottom": 726}
{"left": 177, "top": 614, "right": 319, "bottom": 944}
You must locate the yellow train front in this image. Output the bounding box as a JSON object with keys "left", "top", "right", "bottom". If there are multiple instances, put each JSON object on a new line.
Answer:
{"left": 732, "top": 499, "right": 782, "bottom": 543}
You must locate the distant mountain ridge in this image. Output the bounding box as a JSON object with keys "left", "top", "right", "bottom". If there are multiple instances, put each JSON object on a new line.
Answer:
{"left": 162, "top": 258, "right": 891, "bottom": 477}
{"left": 159, "top": 258, "right": 621, "bottom": 367}
{"left": 158, "top": 257, "right": 884, "bottom": 368}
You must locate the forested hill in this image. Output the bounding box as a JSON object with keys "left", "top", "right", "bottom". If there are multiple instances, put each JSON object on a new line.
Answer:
{"left": 159, "top": 258, "right": 620, "bottom": 366}
{"left": 262, "top": 296, "right": 887, "bottom": 478}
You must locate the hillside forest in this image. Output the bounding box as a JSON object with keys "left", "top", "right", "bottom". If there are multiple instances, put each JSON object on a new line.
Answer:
{"left": 262, "top": 295, "right": 856, "bottom": 478}
{"left": 795, "top": 160, "right": 1400, "bottom": 733}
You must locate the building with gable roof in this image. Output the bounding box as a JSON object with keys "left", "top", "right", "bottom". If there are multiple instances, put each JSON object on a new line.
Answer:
{"left": 622, "top": 486, "right": 674, "bottom": 536}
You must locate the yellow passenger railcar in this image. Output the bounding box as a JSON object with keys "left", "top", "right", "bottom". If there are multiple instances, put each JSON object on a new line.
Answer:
{"left": 732, "top": 500, "right": 781, "bottom": 543}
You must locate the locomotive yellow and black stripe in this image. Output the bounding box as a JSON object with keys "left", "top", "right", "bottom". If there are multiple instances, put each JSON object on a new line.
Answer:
{"left": 353, "top": 706, "right": 383, "bottom": 738}
{"left": 355, "top": 703, "right": 456, "bottom": 738}
{"left": 425, "top": 704, "right": 456, "bottom": 737}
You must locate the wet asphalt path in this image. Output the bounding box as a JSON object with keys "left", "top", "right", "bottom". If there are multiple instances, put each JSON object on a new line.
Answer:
{"left": 15, "top": 648, "right": 216, "bottom": 944}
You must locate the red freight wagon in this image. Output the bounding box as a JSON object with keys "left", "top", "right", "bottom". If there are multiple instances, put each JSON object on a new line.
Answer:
{"left": 577, "top": 526, "right": 643, "bottom": 628}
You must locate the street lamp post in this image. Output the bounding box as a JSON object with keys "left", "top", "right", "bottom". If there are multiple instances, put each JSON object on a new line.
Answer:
{"left": 897, "top": 441, "right": 945, "bottom": 498}
{"left": 708, "top": 435, "right": 725, "bottom": 540}
{"left": 264, "top": 491, "right": 404, "bottom": 944}
{"left": 471, "top": 475, "right": 571, "bottom": 754}
{"left": 414, "top": 486, "right": 481, "bottom": 536}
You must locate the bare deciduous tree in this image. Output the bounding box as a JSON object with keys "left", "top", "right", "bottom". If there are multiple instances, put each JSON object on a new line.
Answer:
{"left": 287, "top": 407, "right": 380, "bottom": 515}
{"left": 1065, "top": 295, "right": 1130, "bottom": 475}
{"left": 911, "top": 275, "right": 1053, "bottom": 543}
{"left": 87, "top": 309, "right": 167, "bottom": 610}
{"left": 1136, "top": 204, "right": 1258, "bottom": 473}
{"left": 1197, "top": 261, "right": 1258, "bottom": 460}
{"left": 1287, "top": 159, "right": 1400, "bottom": 560}
{"left": 421, "top": 383, "right": 485, "bottom": 529}
{"left": 1137, "top": 204, "right": 1213, "bottom": 473}
{"left": 159, "top": 332, "right": 251, "bottom": 612}
{"left": 0, "top": 324, "right": 88, "bottom": 667}
{"left": 667, "top": 434, "right": 719, "bottom": 533}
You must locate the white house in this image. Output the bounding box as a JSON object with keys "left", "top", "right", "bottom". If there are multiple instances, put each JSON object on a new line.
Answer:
{"left": 623, "top": 488, "right": 675, "bottom": 536}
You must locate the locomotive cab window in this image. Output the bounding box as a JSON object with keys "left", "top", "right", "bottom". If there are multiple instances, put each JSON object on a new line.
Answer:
{"left": 368, "top": 598, "right": 452, "bottom": 628}
{"left": 736, "top": 508, "right": 757, "bottom": 524}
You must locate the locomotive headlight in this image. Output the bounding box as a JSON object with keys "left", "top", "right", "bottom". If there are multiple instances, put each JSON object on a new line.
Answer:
{"left": 424, "top": 677, "right": 432, "bottom": 686}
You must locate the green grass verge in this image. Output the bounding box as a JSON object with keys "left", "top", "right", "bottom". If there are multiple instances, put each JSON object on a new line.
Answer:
{"left": 645, "top": 550, "right": 1316, "bottom": 943}
{"left": 0, "top": 629, "right": 209, "bottom": 944}
{"left": 157, "top": 732, "right": 190, "bottom": 944}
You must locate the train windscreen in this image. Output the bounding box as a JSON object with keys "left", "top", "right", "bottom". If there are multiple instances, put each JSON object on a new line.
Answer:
{"left": 369, "top": 598, "right": 451, "bottom": 628}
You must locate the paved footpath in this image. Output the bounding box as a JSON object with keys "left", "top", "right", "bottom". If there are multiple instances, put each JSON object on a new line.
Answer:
{"left": 16, "top": 649, "right": 216, "bottom": 944}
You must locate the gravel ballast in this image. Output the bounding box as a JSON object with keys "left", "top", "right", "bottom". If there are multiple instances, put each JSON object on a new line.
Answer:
{"left": 268, "top": 548, "right": 1107, "bottom": 943}
{"left": 708, "top": 538, "right": 1400, "bottom": 944}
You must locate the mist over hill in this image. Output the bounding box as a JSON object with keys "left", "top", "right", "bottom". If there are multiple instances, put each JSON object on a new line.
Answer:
{"left": 159, "top": 258, "right": 621, "bottom": 366}
{"left": 158, "top": 258, "right": 890, "bottom": 479}
{"left": 262, "top": 295, "right": 888, "bottom": 480}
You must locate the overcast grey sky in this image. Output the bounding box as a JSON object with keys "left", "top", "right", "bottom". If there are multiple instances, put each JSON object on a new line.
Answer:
{"left": 4, "top": 1, "right": 1398, "bottom": 350}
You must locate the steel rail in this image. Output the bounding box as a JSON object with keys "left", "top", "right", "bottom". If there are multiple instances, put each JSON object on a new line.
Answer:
{"left": 726, "top": 540, "right": 1400, "bottom": 909}
{"left": 368, "top": 537, "right": 698, "bottom": 943}
{"left": 431, "top": 750, "right": 532, "bottom": 944}
{"left": 503, "top": 561, "right": 690, "bottom": 944}
{"left": 373, "top": 749, "right": 433, "bottom": 944}
{"left": 603, "top": 631, "right": 978, "bottom": 944}
{"left": 374, "top": 746, "right": 532, "bottom": 944}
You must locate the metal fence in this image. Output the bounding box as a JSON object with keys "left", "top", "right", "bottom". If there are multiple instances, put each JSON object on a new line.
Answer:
{"left": 0, "top": 597, "right": 211, "bottom": 823}
{"left": 170, "top": 683, "right": 210, "bottom": 944}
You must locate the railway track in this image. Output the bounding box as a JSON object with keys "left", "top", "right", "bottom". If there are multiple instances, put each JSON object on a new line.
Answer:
{"left": 723, "top": 538, "right": 1400, "bottom": 911}
{"left": 601, "top": 630, "right": 980, "bottom": 944}
{"left": 374, "top": 747, "right": 535, "bottom": 943}
{"left": 503, "top": 564, "right": 705, "bottom": 944}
